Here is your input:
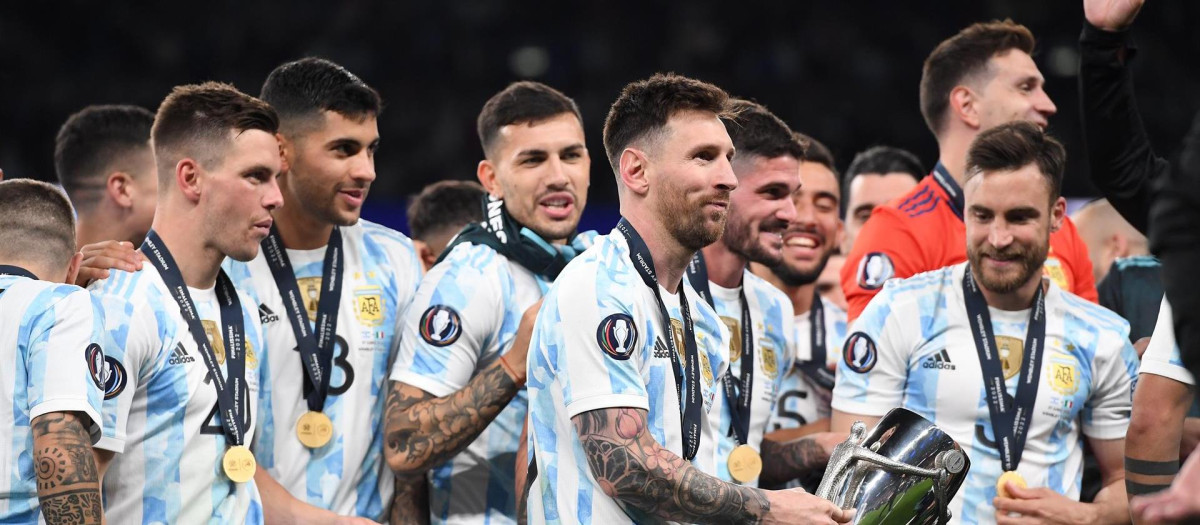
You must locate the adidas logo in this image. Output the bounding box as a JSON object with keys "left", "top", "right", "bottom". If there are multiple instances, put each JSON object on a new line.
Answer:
{"left": 653, "top": 337, "right": 671, "bottom": 359}
{"left": 259, "top": 304, "right": 280, "bottom": 324}
{"left": 922, "top": 349, "right": 956, "bottom": 370}
{"left": 168, "top": 343, "right": 196, "bottom": 365}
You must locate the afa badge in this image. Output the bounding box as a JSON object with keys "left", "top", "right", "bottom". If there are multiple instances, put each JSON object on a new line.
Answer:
{"left": 843, "top": 332, "right": 878, "bottom": 373}
{"left": 1049, "top": 361, "right": 1079, "bottom": 396}
{"left": 420, "top": 305, "right": 462, "bottom": 347}
{"left": 759, "top": 338, "right": 779, "bottom": 380}
{"left": 354, "top": 286, "right": 385, "bottom": 326}
{"left": 85, "top": 343, "right": 105, "bottom": 390}
{"left": 597, "top": 313, "right": 638, "bottom": 360}
{"left": 857, "top": 252, "right": 895, "bottom": 290}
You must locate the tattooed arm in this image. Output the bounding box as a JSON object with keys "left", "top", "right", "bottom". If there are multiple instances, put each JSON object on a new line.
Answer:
{"left": 384, "top": 300, "right": 539, "bottom": 476}
{"left": 390, "top": 474, "right": 430, "bottom": 525}
{"left": 757, "top": 432, "right": 841, "bottom": 487}
{"left": 31, "top": 411, "right": 103, "bottom": 525}
{"left": 574, "top": 407, "right": 852, "bottom": 525}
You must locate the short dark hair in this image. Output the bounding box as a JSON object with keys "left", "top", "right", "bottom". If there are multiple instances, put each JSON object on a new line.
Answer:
{"left": 603, "top": 73, "right": 732, "bottom": 173}
{"left": 476, "top": 81, "right": 583, "bottom": 157}
{"left": 794, "top": 132, "right": 836, "bottom": 175}
{"left": 407, "top": 180, "right": 486, "bottom": 242}
{"left": 152, "top": 82, "right": 280, "bottom": 183}
{"left": 844, "top": 146, "right": 925, "bottom": 190}
{"left": 723, "top": 99, "right": 805, "bottom": 163}
{"left": 965, "top": 121, "right": 1065, "bottom": 202}
{"left": 0, "top": 179, "right": 77, "bottom": 271}
{"left": 54, "top": 105, "right": 154, "bottom": 204}
{"left": 920, "top": 20, "right": 1036, "bottom": 135}
{"left": 260, "top": 57, "right": 382, "bottom": 134}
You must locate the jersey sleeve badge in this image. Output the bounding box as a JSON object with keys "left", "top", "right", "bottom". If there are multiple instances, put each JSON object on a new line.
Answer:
{"left": 857, "top": 252, "right": 895, "bottom": 290}
{"left": 842, "top": 332, "right": 878, "bottom": 373}
{"left": 86, "top": 343, "right": 106, "bottom": 390}
{"left": 419, "top": 305, "right": 463, "bottom": 347}
{"left": 596, "top": 313, "right": 638, "bottom": 360}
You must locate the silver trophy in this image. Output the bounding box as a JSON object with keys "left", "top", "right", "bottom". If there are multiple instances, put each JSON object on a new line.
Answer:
{"left": 816, "top": 408, "right": 970, "bottom": 524}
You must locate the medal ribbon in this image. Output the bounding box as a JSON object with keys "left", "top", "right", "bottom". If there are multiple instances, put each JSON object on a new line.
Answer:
{"left": 142, "top": 230, "right": 249, "bottom": 446}
{"left": 685, "top": 252, "right": 753, "bottom": 446}
{"left": 797, "top": 290, "right": 836, "bottom": 390}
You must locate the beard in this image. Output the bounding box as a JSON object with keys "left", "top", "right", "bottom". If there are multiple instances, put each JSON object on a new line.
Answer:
{"left": 658, "top": 188, "right": 729, "bottom": 252}
{"left": 769, "top": 245, "right": 834, "bottom": 287}
{"left": 967, "top": 238, "right": 1048, "bottom": 294}
{"left": 722, "top": 209, "right": 787, "bottom": 266}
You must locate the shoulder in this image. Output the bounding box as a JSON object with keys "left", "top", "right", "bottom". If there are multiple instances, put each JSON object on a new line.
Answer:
{"left": 743, "top": 271, "right": 795, "bottom": 319}
{"left": 88, "top": 265, "right": 157, "bottom": 307}
{"left": 427, "top": 241, "right": 510, "bottom": 286}
{"left": 555, "top": 232, "right": 634, "bottom": 292}
{"left": 890, "top": 179, "right": 944, "bottom": 220}
{"left": 1112, "top": 255, "right": 1161, "bottom": 272}
{"left": 355, "top": 219, "right": 418, "bottom": 255}
{"left": 8, "top": 280, "right": 94, "bottom": 325}
{"left": 1057, "top": 287, "right": 1131, "bottom": 339}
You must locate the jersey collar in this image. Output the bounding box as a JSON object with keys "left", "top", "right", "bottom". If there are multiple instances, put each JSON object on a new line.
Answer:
{"left": 931, "top": 162, "right": 964, "bottom": 221}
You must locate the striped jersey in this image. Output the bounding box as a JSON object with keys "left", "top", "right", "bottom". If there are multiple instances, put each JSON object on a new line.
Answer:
{"left": 832, "top": 262, "right": 1138, "bottom": 525}
{"left": 707, "top": 272, "right": 795, "bottom": 486}
{"left": 224, "top": 219, "right": 422, "bottom": 519}
{"left": 1140, "top": 298, "right": 1192, "bottom": 386}
{"left": 769, "top": 295, "right": 847, "bottom": 432}
{"left": 90, "top": 262, "right": 265, "bottom": 525}
{"left": 0, "top": 276, "right": 107, "bottom": 523}
{"left": 526, "top": 229, "right": 730, "bottom": 525}
{"left": 389, "top": 238, "right": 559, "bottom": 524}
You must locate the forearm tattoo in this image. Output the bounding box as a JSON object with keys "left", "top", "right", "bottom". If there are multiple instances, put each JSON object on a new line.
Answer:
{"left": 574, "top": 408, "right": 771, "bottom": 525}
{"left": 384, "top": 361, "right": 520, "bottom": 474}
{"left": 389, "top": 474, "right": 430, "bottom": 525}
{"left": 758, "top": 436, "right": 831, "bottom": 486}
{"left": 32, "top": 412, "right": 102, "bottom": 525}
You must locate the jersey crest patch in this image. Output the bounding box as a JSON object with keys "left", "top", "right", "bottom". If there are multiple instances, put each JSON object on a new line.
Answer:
{"left": 420, "top": 305, "right": 463, "bottom": 347}
{"left": 843, "top": 332, "right": 878, "bottom": 373}
{"left": 85, "top": 343, "right": 105, "bottom": 390}
{"left": 354, "top": 286, "right": 385, "bottom": 326}
{"left": 857, "top": 252, "right": 895, "bottom": 290}
{"left": 101, "top": 356, "right": 128, "bottom": 400}
{"left": 596, "top": 313, "right": 638, "bottom": 360}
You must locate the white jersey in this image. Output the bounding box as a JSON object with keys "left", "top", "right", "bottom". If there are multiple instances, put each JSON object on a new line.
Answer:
{"left": 224, "top": 220, "right": 421, "bottom": 518}
{"left": 769, "top": 295, "right": 847, "bottom": 432}
{"left": 389, "top": 241, "right": 550, "bottom": 524}
{"left": 707, "top": 273, "right": 795, "bottom": 486}
{"left": 0, "top": 275, "right": 107, "bottom": 523}
{"left": 526, "top": 229, "right": 730, "bottom": 525}
{"left": 1140, "top": 297, "right": 1193, "bottom": 386}
{"left": 832, "top": 263, "right": 1138, "bottom": 525}
{"left": 90, "top": 263, "right": 265, "bottom": 525}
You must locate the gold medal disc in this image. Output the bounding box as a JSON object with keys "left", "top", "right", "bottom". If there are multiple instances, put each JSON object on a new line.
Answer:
{"left": 223, "top": 446, "right": 257, "bottom": 483}
{"left": 995, "top": 470, "right": 1026, "bottom": 498}
{"left": 727, "top": 444, "right": 763, "bottom": 483}
{"left": 296, "top": 411, "right": 334, "bottom": 449}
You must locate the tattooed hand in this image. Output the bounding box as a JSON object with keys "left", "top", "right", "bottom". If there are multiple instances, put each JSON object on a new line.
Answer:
{"left": 32, "top": 411, "right": 103, "bottom": 525}
{"left": 390, "top": 473, "right": 430, "bottom": 525}
{"left": 758, "top": 432, "right": 841, "bottom": 487}
{"left": 573, "top": 407, "right": 851, "bottom": 524}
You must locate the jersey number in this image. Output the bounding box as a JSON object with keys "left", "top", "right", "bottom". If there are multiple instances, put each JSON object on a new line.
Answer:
{"left": 294, "top": 335, "right": 355, "bottom": 397}
{"left": 199, "top": 371, "right": 253, "bottom": 436}
{"left": 772, "top": 390, "right": 810, "bottom": 431}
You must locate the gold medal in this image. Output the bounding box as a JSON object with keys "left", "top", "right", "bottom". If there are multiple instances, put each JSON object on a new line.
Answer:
{"left": 296, "top": 411, "right": 334, "bottom": 449}
{"left": 995, "top": 470, "right": 1026, "bottom": 498}
{"left": 222, "top": 446, "right": 257, "bottom": 483}
{"left": 727, "top": 444, "right": 763, "bottom": 483}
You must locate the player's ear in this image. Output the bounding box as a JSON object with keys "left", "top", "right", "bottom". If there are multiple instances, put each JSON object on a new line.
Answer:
{"left": 618, "top": 148, "right": 650, "bottom": 196}
{"left": 949, "top": 85, "right": 980, "bottom": 130}
{"left": 477, "top": 160, "right": 502, "bottom": 199}
{"left": 1049, "top": 196, "right": 1066, "bottom": 233}
{"left": 64, "top": 251, "right": 83, "bottom": 286}
{"left": 106, "top": 171, "right": 136, "bottom": 209}
{"left": 176, "top": 158, "right": 202, "bottom": 203}
{"left": 414, "top": 240, "right": 437, "bottom": 272}
{"left": 276, "top": 133, "right": 292, "bottom": 175}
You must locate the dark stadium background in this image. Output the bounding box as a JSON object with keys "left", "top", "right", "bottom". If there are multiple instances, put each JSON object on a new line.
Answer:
{"left": 3, "top": 1, "right": 1198, "bottom": 234}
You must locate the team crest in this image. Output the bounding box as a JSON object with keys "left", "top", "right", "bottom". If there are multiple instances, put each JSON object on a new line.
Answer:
{"left": 419, "top": 305, "right": 462, "bottom": 347}
{"left": 857, "top": 252, "right": 894, "bottom": 290}
{"left": 297, "top": 277, "right": 323, "bottom": 322}
{"left": 85, "top": 343, "right": 105, "bottom": 390}
{"left": 671, "top": 319, "right": 686, "bottom": 363}
{"left": 1049, "top": 361, "right": 1080, "bottom": 396}
{"left": 721, "top": 316, "right": 742, "bottom": 363}
{"left": 596, "top": 313, "right": 638, "bottom": 360}
{"left": 995, "top": 336, "right": 1024, "bottom": 380}
{"left": 759, "top": 338, "right": 779, "bottom": 380}
{"left": 1042, "top": 257, "right": 1070, "bottom": 292}
{"left": 701, "top": 352, "right": 714, "bottom": 386}
{"left": 101, "top": 356, "right": 127, "bottom": 400}
{"left": 843, "top": 332, "right": 878, "bottom": 373}
{"left": 354, "top": 286, "right": 385, "bottom": 326}
{"left": 201, "top": 320, "right": 227, "bottom": 364}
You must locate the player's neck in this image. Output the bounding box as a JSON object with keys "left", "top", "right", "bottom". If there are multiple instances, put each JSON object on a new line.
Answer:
{"left": 936, "top": 135, "right": 971, "bottom": 186}
{"left": 749, "top": 262, "right": 816, "bottom": 314}
{"left": 75, "top": 204, "right": 137, "bottom": 250}
{"left": 980, "top": 273, "right": 1045, "bottom": 312}
{"left": 273, "top": 203, "right": 334, "bottom": 251}
{"left": 148, "top": 214, "right": 225, "bottom": 289}
{"left": 700, "top": 243, "right": 746, "bottom": 289}
{"left": 622, "top": 212, "right": 693, "bottom": 295}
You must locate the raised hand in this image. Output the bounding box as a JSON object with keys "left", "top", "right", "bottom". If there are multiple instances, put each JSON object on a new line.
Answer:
{"left": 1084, "top": 0, "right": 1146, "bottom": 32}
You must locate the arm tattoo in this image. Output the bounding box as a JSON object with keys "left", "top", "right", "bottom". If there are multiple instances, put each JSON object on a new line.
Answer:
{"left": 32, "top": 412, "right": 102, "bottom": 525}
{"left": 758, "top": 436, "right": 831, "bottom": 487}
{"left": 384, "top": 361, "right": 520, "bottom": 474}
{"left": 390, "top": 474, "right": 430, "bottom": 525}
{"left": 575, "top": 408, "right": 771, "bottom": 525}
